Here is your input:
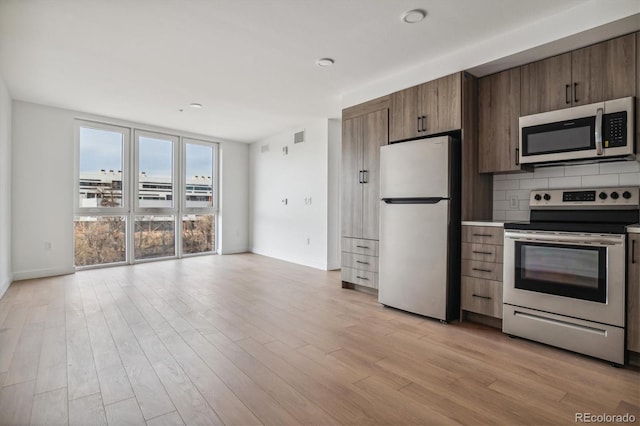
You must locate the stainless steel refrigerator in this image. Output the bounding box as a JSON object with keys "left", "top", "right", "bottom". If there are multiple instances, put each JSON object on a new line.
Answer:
{"left": 378, "top": 136, "right": 460, "bottom": 321}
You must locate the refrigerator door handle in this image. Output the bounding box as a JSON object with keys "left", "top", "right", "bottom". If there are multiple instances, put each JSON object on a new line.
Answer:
{"left": 382, "top": 197, "right": 449, "bottom": 204}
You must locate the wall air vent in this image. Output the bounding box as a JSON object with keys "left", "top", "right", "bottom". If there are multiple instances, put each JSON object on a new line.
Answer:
{"left": 294, "top": 130, "right": 305, "bottom": 144}
{"left": 261, "top": 144, "right": 269, "bottom": 153}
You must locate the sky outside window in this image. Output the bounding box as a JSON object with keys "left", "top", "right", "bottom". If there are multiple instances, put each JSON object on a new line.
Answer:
{"left": 79, "top": 127, "right": 123, "bottom": 172}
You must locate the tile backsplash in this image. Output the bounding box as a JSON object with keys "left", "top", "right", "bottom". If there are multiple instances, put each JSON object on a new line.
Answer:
{"left": 493, "top": 160, "right": 640, "bottom": 221}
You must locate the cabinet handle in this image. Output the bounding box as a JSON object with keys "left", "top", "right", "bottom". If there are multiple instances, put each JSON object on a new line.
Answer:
{"left": 362, "top": 170, "right": 368, "bottom": 183}
{"left": 356, "top": 245, "right": 370, "bottom": 249}
{"left": 472, "top": 294, "right": 492, "bottom": 300}
{"left": 421, "top": 116, "right": 427, "bottom": 132}
{"left": 358, "top": 170, "right": 364, "bottom": 184}
{"left": 356, "top": 260, "right": 369, "bottom": 265}
{"left": 633, "top": 239, "right": 637, "bottom": 264}
{"left": 472, "top": 267, "right": 492, "bottom": 273}
{"left": 472, "top": 233, "right": 492, "bottom": 237}
{"left": 573, "top": 82, "right": 579, "bottom": 103}
{"left": 565, "top": 84, "right": 571, "bottom": 104}
{"left": 515, "top": 147, "right": 520, "bottom": 166}
{"left": 356, "top": 276, "right": 369, "bottom": 280}
{"left": 472, "top": 251, "right": 492, "bottom": 255}
{"left": 417, "top": 116, "right": 422, "bottom": 133}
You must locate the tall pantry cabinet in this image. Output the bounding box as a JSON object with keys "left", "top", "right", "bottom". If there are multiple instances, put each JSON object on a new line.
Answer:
{"left": 341, "top": 106, "right": 388, "bottom": 289}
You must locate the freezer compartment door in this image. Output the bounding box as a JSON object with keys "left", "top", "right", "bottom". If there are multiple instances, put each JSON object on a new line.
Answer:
{"left": 380, "top": 136, "right": 451, "bottom": 199}
{"left": 378, "top": 200, "right": 450, "bottom": 320}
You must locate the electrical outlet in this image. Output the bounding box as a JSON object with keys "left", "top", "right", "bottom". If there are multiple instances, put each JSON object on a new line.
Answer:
{"left": 44, "top": 241, "right": 52, "bottom": 250}
{"left": 282, "top": 198, "right": 288, "bottom": 205}
{"left": 508, "top": 195, "right": 518, "bottom": 210}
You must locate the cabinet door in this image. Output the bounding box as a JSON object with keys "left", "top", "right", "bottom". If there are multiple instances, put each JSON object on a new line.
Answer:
{"left": 417, "top": 80, "right": 438, "bottom": 135}
{"left": 341, "top": 117, "right": 363, "bottom": 238}
{"left": 389, "top": 86, "right": 419, "bottom": 142}
{"left": 361, "top": 109, "right": 388, "bottom": 240}
{"left": 478, "top": 68, "right": 521, "bottom": 173}
{"left": 571, "top": 34, "right": 636, "bottom": 106}
{"left": 435, "top": 73, "right": 462, "bottom": 133}
{"left": 628, "top": 234, "right": 640, "bottom": 353}
{"left": 521, "top": 52, "right": 571, "bottom": 116}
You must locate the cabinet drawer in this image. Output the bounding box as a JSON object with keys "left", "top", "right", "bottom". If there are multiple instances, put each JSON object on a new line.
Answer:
{"left": 462, "top": 243, "right": 503, "bottom": 263}
{"left": 461, "top": 276, "right": 503, "bottom": 318}
{"left": 342, "top": 237, "right": 379, "bottom": 256}
{"left": 462, "top": 226, "right": 504, "bottom": 245}
{"left": 341, "top": 267, "right": 378, "bottom": 289}
{"left": 341, "top": 252, "right": 379, "bottom": 272}
{"left": 462, "top": 259, "right": 503, "bottom": 282}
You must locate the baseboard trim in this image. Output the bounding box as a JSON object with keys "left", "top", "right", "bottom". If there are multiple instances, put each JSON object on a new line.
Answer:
{"left": 250, "top": 248, "right": 328, "bottom": 270}
{"left": 13, "top": 266, "right": 75, "bottom": 281}
{"left": 0, "top": 274, "right": 12, "bottom": 299}
{"left": 218, "top": 247, "right": 249, "bottom": 255}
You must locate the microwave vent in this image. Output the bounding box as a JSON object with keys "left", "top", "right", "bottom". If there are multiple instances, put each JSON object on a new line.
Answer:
{"left": 294, "top": 130, "right": 305, "bottom": 144}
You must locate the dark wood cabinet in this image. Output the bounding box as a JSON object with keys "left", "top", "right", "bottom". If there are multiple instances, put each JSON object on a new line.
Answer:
{"left": 341, "top": 107, "right": 388, "bottom": 289}
{"left": 521, "top": 34, "right": 636, "bottom": 116}
{"left": 341, "top": 109, "right": 387, "bottom": 240}
{"left": 478, "top": 68, "right": 522, "bottom": 173}
{"left": 628, "top": 233, "right": 640, "bottom": 353}
{"left": 389, "top": 73, "right": 461, "bottom": 142}
{"left": 520, "top": 53, "right": 572, "bottom": 116}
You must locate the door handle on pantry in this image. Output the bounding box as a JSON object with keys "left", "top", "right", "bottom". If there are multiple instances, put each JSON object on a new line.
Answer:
{"left": 472, "top": 294, "right": 492, "bottom": 300}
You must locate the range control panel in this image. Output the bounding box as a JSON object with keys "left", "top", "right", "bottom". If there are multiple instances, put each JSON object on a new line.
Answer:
{"left": 530, "top": 187, "right": 640, "bottom": 209}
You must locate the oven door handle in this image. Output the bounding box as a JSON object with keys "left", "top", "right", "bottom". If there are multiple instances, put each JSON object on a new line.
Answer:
{"left": 504, "top": 232, "right": 622, "bottom": 246}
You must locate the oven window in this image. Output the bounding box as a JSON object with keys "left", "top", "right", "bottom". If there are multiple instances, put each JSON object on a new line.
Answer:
{"left": 515, "top": 242, "right": 606, "bottom": 303}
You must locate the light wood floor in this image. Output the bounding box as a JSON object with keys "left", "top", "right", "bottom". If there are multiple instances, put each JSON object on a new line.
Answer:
{"left": 0, "top": 253, "right": 638, "bottom": 426}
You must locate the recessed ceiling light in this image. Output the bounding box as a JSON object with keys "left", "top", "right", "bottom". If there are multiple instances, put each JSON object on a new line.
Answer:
{"left": 316, "top": 58, "right": 335, "bottom": 67}
{"left": 402, "top": 9, "right": 426, "bottom": 24}
{"left": 189, "top": 103, "right": 203, "bottom": 108}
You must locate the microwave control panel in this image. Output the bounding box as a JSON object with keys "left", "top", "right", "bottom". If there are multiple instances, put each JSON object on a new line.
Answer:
{"left": 604, "top": 111, "right": 627, "bottom": 148}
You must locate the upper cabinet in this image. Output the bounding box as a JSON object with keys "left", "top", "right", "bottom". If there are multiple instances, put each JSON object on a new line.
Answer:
{"left": 478, "top": 68, "right": 522, "bottom": 173}
{"left": 521, "top": 34, "right": 636, "bottom": 116}
{"left": 389, "top": 73, "right": 461, "bottom": 142}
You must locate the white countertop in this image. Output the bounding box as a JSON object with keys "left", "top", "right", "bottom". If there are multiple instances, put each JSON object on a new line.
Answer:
{"left": 627, "top": 225, "right": 640, "bottom": 234}
{"left": 461, "top": 221, "right": 505, "bottom": 228}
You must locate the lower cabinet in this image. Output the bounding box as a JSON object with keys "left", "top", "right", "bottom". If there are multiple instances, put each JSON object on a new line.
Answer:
{"left": 341, "top": 237, "right": 379, "bottom": 290}
{"left": 628, "top": 233, "right": 639, "bottom": 353}
{"left": 461, "top": 225, "right": 504, "bottom": 322}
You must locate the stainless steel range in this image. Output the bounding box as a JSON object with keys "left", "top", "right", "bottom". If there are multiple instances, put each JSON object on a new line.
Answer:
{"left": 503, "top": 186, "right": 640, "bottom": 364}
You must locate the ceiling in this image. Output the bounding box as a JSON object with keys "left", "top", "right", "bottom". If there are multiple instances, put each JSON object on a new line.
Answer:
{"left": 0, "top": 0, "right": 631, "bottom": 143}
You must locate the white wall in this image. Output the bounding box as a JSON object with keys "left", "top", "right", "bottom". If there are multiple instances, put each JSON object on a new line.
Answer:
{"left": 0, "top": 75, "right": 12, "bottom": 297}
{"left": 493, "top": 161, "right": 640, "bottom": 221}
{"left": 249, "top": 119, "right": 340, "bottom": 270}
{"left": 11, "top": 101, "right": 250, "bottom": 280}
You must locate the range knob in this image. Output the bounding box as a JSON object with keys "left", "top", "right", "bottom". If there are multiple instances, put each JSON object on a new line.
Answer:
{"left": 611, "top": 191, "right": 619, "bottom": 199}
{"left": 534, "top": 194, "right": 542, "bottom": 201}
{"left": 543, "top": 193, "right": 551, "bottom": 201}
{"left": 599, "top": 192, "right": 608, "bottom": 200}
{"left": 623, "top": 191, "right": 632, "bottom": 199}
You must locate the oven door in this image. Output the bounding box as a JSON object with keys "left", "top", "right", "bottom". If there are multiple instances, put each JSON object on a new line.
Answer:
{"left": 504, "top": 230, "right": 625, "bottom": 327}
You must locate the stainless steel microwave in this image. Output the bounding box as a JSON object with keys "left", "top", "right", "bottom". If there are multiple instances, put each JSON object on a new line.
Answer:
{"left": 519, "top": 96, "right": 635, "bottom": 165}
